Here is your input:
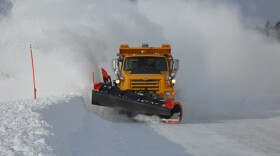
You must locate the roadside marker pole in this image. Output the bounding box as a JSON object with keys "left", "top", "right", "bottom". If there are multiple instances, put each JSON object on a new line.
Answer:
{"left": 30, "top": 44, "right": 37, "bottom": 100}
{"left": 92, "top": 72, "right": 94, "bottom": 89}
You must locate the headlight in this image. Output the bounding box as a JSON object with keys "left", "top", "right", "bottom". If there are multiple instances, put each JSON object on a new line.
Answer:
{"left": 116, "top": 79, "right": 120, "bottom": 84}
{"left": 165, "top": 91, "right": 171, "bottom": 96}
{"left": 171, "top": 79, "right": 176, "bottom": 84}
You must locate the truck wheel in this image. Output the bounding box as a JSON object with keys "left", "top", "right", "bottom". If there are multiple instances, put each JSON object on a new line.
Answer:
{"left": 165, "top": 102, "right": 183, "bottom": 124}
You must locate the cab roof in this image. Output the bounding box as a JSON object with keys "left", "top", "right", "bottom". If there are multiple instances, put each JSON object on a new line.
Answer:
{"left": 119, "top": 44, "right": 171, "bottom": 57}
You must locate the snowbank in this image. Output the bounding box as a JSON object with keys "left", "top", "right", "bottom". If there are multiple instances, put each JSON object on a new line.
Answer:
{"left": 0, "top": 95, "right": 189, "bottom": 156}
{"left": 0, "top": 97, "right": 54, "bottom": 155}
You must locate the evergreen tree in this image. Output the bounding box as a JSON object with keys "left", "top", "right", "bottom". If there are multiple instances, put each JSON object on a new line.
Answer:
{"left": 265, "top": 21, "right": 273, "bottom": 36}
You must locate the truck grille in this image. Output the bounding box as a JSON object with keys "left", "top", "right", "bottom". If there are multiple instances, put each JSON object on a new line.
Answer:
{"left": 131, "top": 79, "right": 160, "bottom": 91}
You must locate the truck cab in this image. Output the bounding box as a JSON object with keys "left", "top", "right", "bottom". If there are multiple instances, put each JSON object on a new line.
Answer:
{"left": 112, "top": 44, "right": 179, "bottom": 100}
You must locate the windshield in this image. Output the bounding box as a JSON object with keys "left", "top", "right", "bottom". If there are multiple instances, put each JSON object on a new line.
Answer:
{"left": 124, "top": 57, "right": 167, "bottom": 73}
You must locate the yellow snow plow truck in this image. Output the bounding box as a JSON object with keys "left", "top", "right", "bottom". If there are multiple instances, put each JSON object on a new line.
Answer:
{"left": 92, "top": 44, "right": 183, "bottom": 123}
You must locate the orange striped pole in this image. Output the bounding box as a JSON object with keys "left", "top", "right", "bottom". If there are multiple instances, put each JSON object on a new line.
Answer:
{"left": 30, "top": 44, "right": 37, "bottom": 100}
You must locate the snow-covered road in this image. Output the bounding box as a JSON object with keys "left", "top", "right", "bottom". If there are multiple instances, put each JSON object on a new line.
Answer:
{"left": 153, "top": 117, "right": 280, "bottom": 156}
{"left": 1, "top": 95, "right": 280, "bottom": 156}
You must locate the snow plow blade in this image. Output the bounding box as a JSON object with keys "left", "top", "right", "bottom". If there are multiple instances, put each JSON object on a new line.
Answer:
{"left": 91, "top": 67, "right": 183, "bottom": 123}
{"left": 92, "top": 90, "right": 172, "bottom": 116}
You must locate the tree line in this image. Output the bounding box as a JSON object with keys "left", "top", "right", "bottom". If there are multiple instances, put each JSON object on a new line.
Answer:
{"left": 259, "top": 20, "right": 280, "bottom": 41}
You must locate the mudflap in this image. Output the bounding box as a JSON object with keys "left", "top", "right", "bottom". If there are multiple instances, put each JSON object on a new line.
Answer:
{"left": 92, "top": 90, "right": 172, "bottom": 117}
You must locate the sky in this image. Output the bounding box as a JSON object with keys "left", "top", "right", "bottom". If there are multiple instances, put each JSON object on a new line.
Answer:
{"left": 232, "top": 0, "right": 280, "bottom": 23}
{"left": 1, "top": 0, "right": 280, "bottom": 24}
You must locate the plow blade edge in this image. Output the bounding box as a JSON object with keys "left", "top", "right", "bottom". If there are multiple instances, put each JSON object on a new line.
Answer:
{"left": 92, "top": 90, "right": 171, "bottom": 116}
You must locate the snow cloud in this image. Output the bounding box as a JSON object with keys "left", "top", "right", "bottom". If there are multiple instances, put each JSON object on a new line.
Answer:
{"left": 1, "top": 0, "right": 280, "bottom": 122}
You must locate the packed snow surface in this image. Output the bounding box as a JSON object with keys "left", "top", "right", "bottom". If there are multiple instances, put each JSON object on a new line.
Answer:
{"left": 0, "top": 97, "right": 54, "bottom": 155}
{"left": 1, "top": 95, "right": 280, "bottom": 156}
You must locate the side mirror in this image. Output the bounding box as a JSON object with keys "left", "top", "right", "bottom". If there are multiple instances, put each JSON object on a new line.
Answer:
{"left": 172, "top": 59, "right": 179, "bottom": 72}
{"left": 171, "top": 59, "right": 179, "bottom": 77}
{"left": 112, "top": 59, "right": 119, "bottom": 72}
